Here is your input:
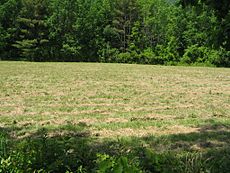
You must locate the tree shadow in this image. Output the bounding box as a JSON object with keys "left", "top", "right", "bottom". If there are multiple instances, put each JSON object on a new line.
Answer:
{"left": 140, "top": 123, "right": 230, "bottom": 152}
{"left": 138, "top": 123, "right": 230, "bottom": 172}
{"left": 0, "top": 122, "right": 230, "bottom": 172}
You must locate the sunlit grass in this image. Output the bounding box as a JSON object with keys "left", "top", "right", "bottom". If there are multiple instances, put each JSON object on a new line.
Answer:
{"left": 0, "top": 61, "right": 229, "bottom": 140}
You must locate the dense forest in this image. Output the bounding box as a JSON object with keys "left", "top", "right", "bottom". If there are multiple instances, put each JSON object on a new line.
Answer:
{"left": 0, "top": 0, "right": 230, "bottom": 67}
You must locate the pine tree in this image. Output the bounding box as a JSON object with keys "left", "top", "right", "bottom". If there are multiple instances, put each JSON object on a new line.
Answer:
{"left": 0, "top": 0, "right": 22, "bottom": 59}
{"left": 13, "top": 0, "right": 49, "bottom": 61}
{"left": 110, "top": 0, "right": 140, "bottom": 52}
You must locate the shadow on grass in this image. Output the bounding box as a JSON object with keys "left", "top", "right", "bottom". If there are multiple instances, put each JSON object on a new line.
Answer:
{"left": 0, "top": 122, "right": 230, "bottom": 172}
{"left": 142, "top": 123, "right": 230, "bottom": 151}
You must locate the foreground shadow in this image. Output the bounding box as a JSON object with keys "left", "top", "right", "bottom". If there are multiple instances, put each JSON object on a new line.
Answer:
{"left": 142, "top": 123, "right": 230, "bottom": 151}
{"left": 0, "top": 122, "right": 230, "bottom": 173}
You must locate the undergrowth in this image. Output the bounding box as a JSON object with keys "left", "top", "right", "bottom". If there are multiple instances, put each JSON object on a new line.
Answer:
{"left": 0, "top": 129, "right": 229, "bottom": 173}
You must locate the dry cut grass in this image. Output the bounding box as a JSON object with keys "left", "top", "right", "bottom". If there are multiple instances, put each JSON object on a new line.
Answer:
{"left": 0, "top": 62, "right": 229, "bottom": 143}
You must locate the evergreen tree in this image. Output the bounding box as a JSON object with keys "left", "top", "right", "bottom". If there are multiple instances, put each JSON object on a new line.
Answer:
{"left": 12, "top": 0, "right": 49, "bottom": 61}
{"left": 110, "top": 0, "right": 141, "bottom": 52}
{"left": 0, "top": 0, "right": 22, "bottom": 59}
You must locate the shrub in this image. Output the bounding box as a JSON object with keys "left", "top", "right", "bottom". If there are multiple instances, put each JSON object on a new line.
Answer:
{"left": 99, "top": 45, "right": 120, "bottom": 63}
{"left": 116, "top": 51, "right": 141, "bottom": 64}
{"left": 181, "top": 45, "right": 206, "bottom": 64}
{"left": 95, "top": 154, "right": 142, "bottom": 173}
{"left": 214, "top": 48, "right": 230, "bottom": 67}
{"left": 139, "top": 48, "right": 156, "bottom": 64}
{"left": 181, "top": 44, "right": 221, "bottom": 66}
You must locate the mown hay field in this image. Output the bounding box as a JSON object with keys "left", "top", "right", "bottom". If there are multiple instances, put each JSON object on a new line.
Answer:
{"left": 0, "top": 61, "right": 230, "bottom": 151}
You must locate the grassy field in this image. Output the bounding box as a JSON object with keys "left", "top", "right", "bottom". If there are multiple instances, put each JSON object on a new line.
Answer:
{"left": 0, "top": 61, "right": 230, "bottom": 172}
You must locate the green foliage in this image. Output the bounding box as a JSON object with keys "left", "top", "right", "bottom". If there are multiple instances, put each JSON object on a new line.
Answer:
{"left": 215, "top": 47, "right": 230, "bottom": 67}
{"left": 98, "top": 44, "right": 120, "bottom": 62}
{"left": 139, "top": 48, "right": 162, "bottom": 64}
{"left": 118, "top": 0, "right": 140, "bottom": 48}
{"left": 0, "top": 0, "right": 229, "bottom": 66}
{"left": 0, "top": 133, "right": 224, "bottom": 173}
{"left": 142, "top": 0, "right": 179, "bottom": 48}
{"left": 12, "top": 0, "right": 49, "bottom": 61}
{"left": 182, "top": 4, "right": 218, "bottom": 47}
{"left": 182, "top": 45, "right": 208, "bottom": 64}
{"left": 48, "top": 0, "right": 80, "bottom": 61}
{"left": 96, "top": 154, "right": 142, "bottom": 173}
{"left": 0, "top": 133, "right": 7, "bottom": 158}
{"left": 139, "top": 149, "right": 180, "bottom": 173}
{"left": 179, "top": 153, "right": 212, "bottom": 173}
{"left": 0, "top": 0, "right": 21, "bottom": 59}
{"left": 181, "top": 44, "right": 221, "bottom": 66}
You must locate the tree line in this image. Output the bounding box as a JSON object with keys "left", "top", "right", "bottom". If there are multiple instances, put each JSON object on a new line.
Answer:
{"left": 0, "top": 0, "right": 229, "bottom": 66}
